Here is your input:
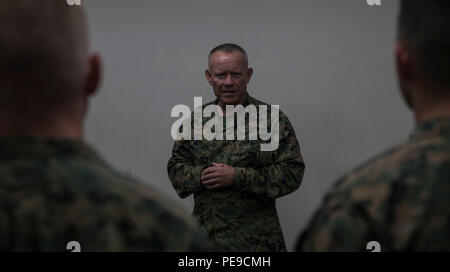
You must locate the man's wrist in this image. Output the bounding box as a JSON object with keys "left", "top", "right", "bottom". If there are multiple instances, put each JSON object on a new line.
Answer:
{"left": 233, "top": 167, "right": 246, "bottom": 189}
{"left": 199, "top": 164, "right": 209, "bottom": 189}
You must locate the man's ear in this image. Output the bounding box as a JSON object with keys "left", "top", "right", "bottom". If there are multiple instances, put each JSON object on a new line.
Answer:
{"left": 395, "top": 42, "right": 415, "bottom": 108}
{"left": 205, "top": 69, "right": 212, "bottom": 85}
{"left": 246, "top": 67, "right": 253, "bottom": 83}
{"left": 85, "top": 53, "right": 102, "bottom": 97}
{"left": 395, "top": 42, "right": 413, "bottom": 84}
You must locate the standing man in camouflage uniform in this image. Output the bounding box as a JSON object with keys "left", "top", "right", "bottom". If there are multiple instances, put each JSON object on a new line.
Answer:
{"left": 168, "top": 44, "right": 305, "bottom": 251}
{"left": 0, "top": 0, "right": 208, "bottom": 252}
{"left": 296, "top": 0, "right": 450, "bottom": 251}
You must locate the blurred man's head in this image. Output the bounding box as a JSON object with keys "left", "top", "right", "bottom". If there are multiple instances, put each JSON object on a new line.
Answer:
{"left": 205, "top": 43, "right": 253, "bottom": 108}
{"left": 0, "top": 0, "right": 101, "bottom": 138}
{"left": 396, "top": 0, "right": 450, "bottom": 123}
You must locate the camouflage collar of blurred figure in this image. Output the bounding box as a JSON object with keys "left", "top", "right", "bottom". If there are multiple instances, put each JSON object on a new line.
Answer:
{"left": 0, "top": 137, "right": 105, "bottom": 163}
{"left": 411, "top": 116, "right": 450, "bottom": 142}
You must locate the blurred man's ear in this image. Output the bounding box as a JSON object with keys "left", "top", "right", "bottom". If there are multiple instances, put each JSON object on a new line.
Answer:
{"left": 205, "top": 69, "right": 213, "bottom": 85}
{"left": 395, "top": 42, "right": 414, "bottom": 108}
{"left": 85, "top": 53, "right": 102, "bottom": 97}
{"left": 395, "top": 42, "right": 413, "bottom": 83}
{"left": 246, "top": 68, "right": 253, "bottom": 83}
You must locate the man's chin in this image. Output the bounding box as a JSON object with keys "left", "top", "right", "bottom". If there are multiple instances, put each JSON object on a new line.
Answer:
{"left": 220, "top": 98, "right": 239, "bottom": 106}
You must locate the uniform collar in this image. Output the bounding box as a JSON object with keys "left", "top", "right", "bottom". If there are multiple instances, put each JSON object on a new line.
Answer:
{"left": 0, "top": 137, "right": 105, "bottom": 164}
{"left": 411, "top": 116, "right": 450, "bottom": 142}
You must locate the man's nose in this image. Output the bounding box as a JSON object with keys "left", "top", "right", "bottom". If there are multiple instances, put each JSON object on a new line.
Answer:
{"left": 224, "top": 74, "right": 234, "bottom": 86}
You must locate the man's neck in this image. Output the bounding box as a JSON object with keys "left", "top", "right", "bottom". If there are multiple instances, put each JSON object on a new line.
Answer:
{"left": 0, "top": 114, "right": 83, "bottom": 140}
{"left": 217, "top": 103, "right": 236, "bottom": 117}
{"left": 414, "top": 94, "right": 450, "bottom": 125}
{"left": 218, "top": 95, "right": 248, "bottom": 116}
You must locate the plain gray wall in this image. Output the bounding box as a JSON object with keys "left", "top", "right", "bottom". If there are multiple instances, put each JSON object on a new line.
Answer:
{"left": 83, "top": 0, "right": 414, "bottom": 251}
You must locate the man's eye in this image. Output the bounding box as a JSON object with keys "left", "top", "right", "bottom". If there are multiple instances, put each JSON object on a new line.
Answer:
{"left": 216, "top": 74, "right": 226, "bottom": 79}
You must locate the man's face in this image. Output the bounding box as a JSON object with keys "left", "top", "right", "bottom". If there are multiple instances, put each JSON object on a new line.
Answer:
{"left": 205, "top": 50, "right": 253, "bottom": 106}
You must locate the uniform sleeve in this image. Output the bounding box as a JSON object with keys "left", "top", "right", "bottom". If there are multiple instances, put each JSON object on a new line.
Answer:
{"left": 295, "top": 182, "right": 373, "bottom": 252}
{"left": 167, "top": 139, "right": 207, "bottom": 199}
{"left": 233, "top": 113, "right": 305, "bottom": 199}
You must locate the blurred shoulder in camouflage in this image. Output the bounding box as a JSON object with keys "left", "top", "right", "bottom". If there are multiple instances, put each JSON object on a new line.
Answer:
{"left": 297, "top": 0, "right": 450, "bottom": 252}
{"left": 0, "top": 0, "right": 209, "bottom": 251}
{"left": 168, "top": 44, "right": 305, "bottom": 251}
{"left": 297, "top": 117, "right": 450, "bottom": 251}
{"left": 0, "top": 139, "right": 209, "bottom": 251}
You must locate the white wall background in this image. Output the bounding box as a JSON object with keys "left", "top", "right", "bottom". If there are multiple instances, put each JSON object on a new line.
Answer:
{"left": 83, "top": 0, "right": 414, "bottom": 251}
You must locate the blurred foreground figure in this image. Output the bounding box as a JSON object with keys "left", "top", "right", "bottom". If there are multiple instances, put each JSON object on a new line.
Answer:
{"left": 0, "top": 0, "right": 208, "bottom": 251}
{"left": 297, "top": 0, "right": 450, "bottom": 251}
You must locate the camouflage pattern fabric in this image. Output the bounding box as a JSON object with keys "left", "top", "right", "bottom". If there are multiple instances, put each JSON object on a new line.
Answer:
{"left": 296, "top": 117, "right": 450, "bottom": 252}
{"left": 168, "top": 94, "right": 305, "bottom": 251}
{"left": 0, "top": 137, "right": 209, "bottom": 252}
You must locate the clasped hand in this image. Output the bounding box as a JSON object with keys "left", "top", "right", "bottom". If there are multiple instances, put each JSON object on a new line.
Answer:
{"left": 201, "top": 162, "right": 235, "bottom": 190}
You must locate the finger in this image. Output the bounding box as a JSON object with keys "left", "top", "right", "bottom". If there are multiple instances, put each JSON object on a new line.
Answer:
{"left": 202, "top": 167, "right": 217, "bottom": 176}
{"left": 203, "top": 178, "right": 220, "bottom": 186}
{"left": 212, "top": 162, "right": 225, "bottom": 167}
{"left": 201, "top": 173, "right": 218, "bottom": 181}
{"left": 201, "top": 168, "right": 219, "bottom": 179}
{"left": 202, "top": 178, "right": 220, "bottom": 187}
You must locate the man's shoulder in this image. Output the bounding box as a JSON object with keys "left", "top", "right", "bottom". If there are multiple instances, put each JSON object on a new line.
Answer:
{"left": 308, "top": 136, "right": 450, "bottom": 251}
{"left": 103, "top": 170, "right": 187, "bottom": 215}
{"left": 98, "top": 169, "right": 212, "bottom": 251}
{"left": 247, "top": 95, "right": 268, "bottom": 106}
{"left": 0, "top": 141, "right": 204, "bottom": 251}
{"left": 76, "top": 164, "right": 198, "bottom": 232}
{"left": 247, "top": 95, "right": 291, "bottom": 119}
{"left": 328, "top": 136, "right": 450, "bottom": 207}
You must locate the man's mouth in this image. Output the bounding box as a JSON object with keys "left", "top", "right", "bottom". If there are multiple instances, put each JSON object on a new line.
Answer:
{"left": 222, "top": 90, "right": 237, "bottom": 95}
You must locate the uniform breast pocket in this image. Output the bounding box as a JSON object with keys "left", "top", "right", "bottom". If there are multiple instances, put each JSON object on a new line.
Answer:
{"left": 189, "top": 141, "right": 215, "bottom": 164}
{"left": 228, "top": 141, "right": 259, "bottom": 167}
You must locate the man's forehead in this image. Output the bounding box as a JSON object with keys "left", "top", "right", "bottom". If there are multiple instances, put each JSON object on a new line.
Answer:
{"left": 209, "top": 51, "right": 247, "bottom": 70}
